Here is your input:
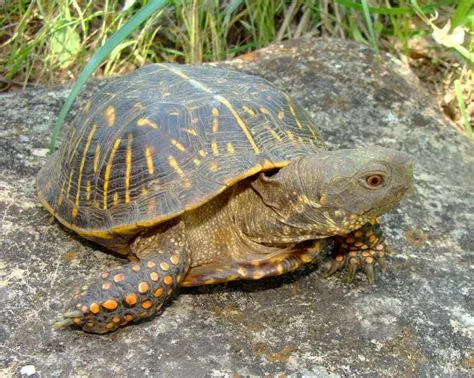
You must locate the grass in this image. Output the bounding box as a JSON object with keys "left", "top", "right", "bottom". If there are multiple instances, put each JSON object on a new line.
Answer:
{"left": 1, "top": 0, "right": 472, "bottom": 141}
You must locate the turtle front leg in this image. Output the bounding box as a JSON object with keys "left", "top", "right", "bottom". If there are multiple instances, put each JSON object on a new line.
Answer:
{"left": 54, "top": 224, "right": 189, "bottom": 334}
{"left": 325, "top": 219, "right": 390, "bottom": 284}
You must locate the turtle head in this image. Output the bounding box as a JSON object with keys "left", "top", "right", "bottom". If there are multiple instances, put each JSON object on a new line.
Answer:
{"left": 252, "top": 147, "right": 413, "bottom": 237}
{"left": 305, "top": 148, "right": 414, "bottom": 228}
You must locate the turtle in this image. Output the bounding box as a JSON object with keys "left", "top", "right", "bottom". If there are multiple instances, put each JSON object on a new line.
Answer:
{"left": 37, "top": 63, "right": 413, "bottom": 334}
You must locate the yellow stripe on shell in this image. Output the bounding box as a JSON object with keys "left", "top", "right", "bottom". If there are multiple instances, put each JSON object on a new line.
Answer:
{"left": 125, "top": 133, "right": 133, "bottom": 203}
{"left": 284, "top": 94, "right": 303, "bottom": 129}
{"left": 242, "top": 105, "right": 256, "bottom": 117}
{"left": 212, "top": 107, "right": 219, "bottom": 133}
{"left": 211, "top": 141, "right": 219, "bottom": 156}
{"left": 183, "top": 128, "right": 197, "bottom": 136}
{"left": 93, "top": 144, "right": 101, "bottom": 173}
{"left": 145, "top": 145, "right": 155, "bottom": 175}
{"left": 226, "top": 142, "right": 235, "bottom": 155}
{"left": 215, "top": 95, "right": 260, "bottom": 154}
{"left": 171, "top": 139, "right": 186, "bottom": 152}
{"left": 137, "top": 118, "right": 159, "bottom": 129}
{"left": 86, "top": 180, "right": 92, "bottom": 201}
{"left": 264, "top": 125, "right": 282, "bottom": 141}
{"left": 75, "top": 124, "right": 97, "bottom": 207}
{"left": 105, "top": 105, "right": 116, "bottom": 127}
{"left": 103, "top": 138, "right": 122, "bottom": 210}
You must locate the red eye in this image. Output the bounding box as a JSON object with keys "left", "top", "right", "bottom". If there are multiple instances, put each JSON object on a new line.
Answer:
{"left": 366, "top": 175, "right": 384, "bottom": 187}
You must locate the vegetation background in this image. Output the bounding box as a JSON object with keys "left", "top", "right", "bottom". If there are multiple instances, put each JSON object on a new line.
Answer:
{"left": 1, "top": 0, "right": 472, "bottom": 139}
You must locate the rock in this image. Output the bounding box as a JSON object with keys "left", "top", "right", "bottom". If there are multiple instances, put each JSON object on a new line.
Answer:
{"left": 0, "top": 38, "right": 472, "bottom": 376}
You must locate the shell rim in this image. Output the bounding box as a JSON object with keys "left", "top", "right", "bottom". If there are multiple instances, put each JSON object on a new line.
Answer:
{"left": 37, "top": 160, "right": 289, "bottom": 239}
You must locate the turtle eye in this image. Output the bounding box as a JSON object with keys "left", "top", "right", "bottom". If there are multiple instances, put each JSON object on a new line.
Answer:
{"left": 365, "top": 174, "right": 384, "bottom": 188}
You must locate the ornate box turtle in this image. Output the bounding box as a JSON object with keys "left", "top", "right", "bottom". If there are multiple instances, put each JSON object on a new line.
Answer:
{"left": 37, "top": 64, "right": 413, "bottom": 334}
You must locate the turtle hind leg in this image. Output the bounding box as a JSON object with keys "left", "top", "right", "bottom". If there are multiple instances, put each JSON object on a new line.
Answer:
{"left": 54, "top": 226, "right": 189, "bottom": 334}
{"left": 325, "top": 220, "right": 390, "bottom": 284}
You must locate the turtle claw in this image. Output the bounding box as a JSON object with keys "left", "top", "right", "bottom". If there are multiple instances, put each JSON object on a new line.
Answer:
{"left": 364, "top": 263, "right": 375, "bottom": 284}
{"left": 324, "top": 255, "right": 345, "bottom": 278}
{"left": 52, "top": 314, "right": 79, "bottom": 329}
{"left": 376, "top": 256, "right": 387, "bottom": 270}
{"left": 347, "top": 263, "right": 358, "bottom": 284}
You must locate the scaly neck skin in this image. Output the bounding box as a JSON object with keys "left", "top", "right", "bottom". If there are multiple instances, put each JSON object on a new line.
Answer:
{"left": 229, "top": 178, "right": 351, "bottom": 246}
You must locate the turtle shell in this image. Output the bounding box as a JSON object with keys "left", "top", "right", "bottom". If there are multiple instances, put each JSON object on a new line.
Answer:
{"left": 37, "top": 63, "right": 326, "bottom": 250}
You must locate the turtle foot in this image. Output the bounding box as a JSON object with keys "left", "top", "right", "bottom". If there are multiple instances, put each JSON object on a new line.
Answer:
{"left": 325, "top": 221, "right": 391, "bottom": 284}
{"left": 53, "top": 254, "right": 186, "bottom": 334}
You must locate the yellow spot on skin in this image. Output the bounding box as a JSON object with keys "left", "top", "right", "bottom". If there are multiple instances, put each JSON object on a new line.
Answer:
{"left": 90, "top": 303, "right": 100, "bottom": 314}
{"left": 253, "top": 270, "right": 265, "bottom": 280}
{"left": 215, "top": 95, "right": 260, "bottom": 154}
{"left": 212, "top": 107, "right": 219, "bottom": 133}
{"left": 142, "top": 300, "right": 153, "bottom": 309}
{"left": 278, "top": 111, "right": 285, "bottom": 120}
{"left": 264, "top": 125, "right": 282, "bottom": 141}
{"left": 199, "top": 149, "right": 207, "bottom": 157}
{"left": 124, "top": 314, "right": 134, "bottom": 322}
{"left": 105, "top": 106, "right": 116, "bottom": 127}
{"left": 286, "top": 130, "right": 294, "bottom": 140}
{"left": 86, "top": 181, "right": 92, "bottom": 201}
{"left": 145, "top": 145, "right": 155, "bottom": 175}
{"left": 72, "top": 207, "right": 78, "bottom": 218}
{"left": 93, "top": 144, "right": 101, "bottom": 173}
{"left": 103, "top": 139, "right": 121, "bottom": 210}
{"left": 106, "top": 322, "right": 115, "bottom": 329}
{"left": 227, "top": 142, "right": 235, "bottom": 155}
{"left": 147, "top": 261, "right": 156, "bottom": 268}
{"left": 277, "top": 264, "right": 285, "bottom": 274}
{"left": 113, "top": 192, "right": 119, "bottom": 206}
{"left": 163, "top": 276, "right": 173, "bottom": 285}
{"left": 137, "top": 118, "right": 159, "bottom": 129}
{"left": 102, "top": 282, "right": 111, "bottom": 290}
{"left": 125, "top": 294, "right": 137, "bottom": 306}
{"left": 57, "top": 193, "right": 64, "bottom": 206}
{"left": 132, "top": 264, "right": 141, "bottom": 272}
{"left": 260, "top": 107, "right": 270, "bottom": 114}
{"left": 170, "top": 255, "right": 179, "bottom": 265}
{"left": 193, "top": 158, "right": 201, "bottom": 166}
{"left": 160, "top": 262, "right": 170, "bottom": 271}
{"left": 301, "top": 254, "right": 313, "bottom": 263}
{"left": 141, "top": 187, "right": 149, "bottom": 196}
{"left": 209, "top": 162, "right": 218, "bottom": 172}
{"left": 171, "top": 139, "right": 186, "bottom": 152}
{"left": 242, "top": 105, "right": 256, "bottom": 117}
{"left": 154, "top": 287, "right": 164, "bottom": 297}
{"left": 103, "top": 299, "right": 118, "bottom": 310}
{"left": 114, "top": 273, "right": 125, "bottom": 282}
{"left": 183, "top": 128, "right": 197, "bottom": 136}
{"left": 150, "top": 272, "right": 159, "bottom": 281}
{"left": 211, "top": 141, "right": 219, "bottom": 156}
{"left": 354, "top": 230, "right": 363, "bottom": 238}
{"left": 138, "top": 281, "right": 150, "bottom": 293}
{"left": 112, "top": 316, "right": 121, "bottom": 323}
{"left": 101, "top": 272, "right": 109, "bottom": 279}
{"left": 237, "top": 267, "right": 248, "bottom": 277}
{"left": 125, "top": 133, "right": 133, "bottom": 203}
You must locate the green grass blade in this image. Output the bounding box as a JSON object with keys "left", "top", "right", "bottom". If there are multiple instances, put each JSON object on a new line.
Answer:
{"left": 454, "top": 79, "right": 472, "bottom": 140}
{"left": 361, "top": 0, "right": 379, "bottom": 53}
{"left": 49, "top": 0, "right": 169, "bottom": 153}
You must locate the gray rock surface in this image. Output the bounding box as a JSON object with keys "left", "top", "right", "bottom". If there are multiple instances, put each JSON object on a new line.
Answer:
{"left": 1, "top": 38, "right": 473, "bottom": 376}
